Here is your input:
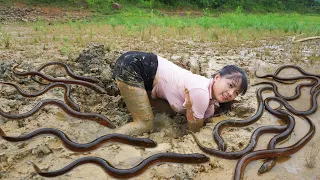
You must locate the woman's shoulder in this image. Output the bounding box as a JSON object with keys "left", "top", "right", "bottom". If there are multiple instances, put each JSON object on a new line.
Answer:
{"left": 185, "top": 74, "right": 211, "bottom": 90}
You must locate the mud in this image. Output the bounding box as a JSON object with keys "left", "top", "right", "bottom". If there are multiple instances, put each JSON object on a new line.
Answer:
{"left": 0, "top": 3, "right": 91, "bottom": 23}
{"left": 0, "top": 9, "right": 320, "bottom": 180}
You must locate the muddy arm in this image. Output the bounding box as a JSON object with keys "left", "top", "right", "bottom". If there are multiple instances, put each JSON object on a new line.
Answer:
{"left": 186, "top": 108, "right": 204, "bottom": 133}
{"left": 184, "top": 88, "right": 204, "bottom": 132}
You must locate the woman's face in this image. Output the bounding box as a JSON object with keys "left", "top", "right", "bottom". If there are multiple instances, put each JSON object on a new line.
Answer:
{"left": 212, "top": 73, "right": 242, "bottom": 103}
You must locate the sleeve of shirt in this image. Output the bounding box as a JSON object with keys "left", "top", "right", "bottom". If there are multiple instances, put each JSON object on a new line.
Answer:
{"left": 183, "top": 88, "right": 209, "bottom": 119}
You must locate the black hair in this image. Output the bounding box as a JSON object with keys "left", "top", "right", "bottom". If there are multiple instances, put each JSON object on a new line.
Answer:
{"left": 211, "top": 65, "right": 248, "bottom": 115}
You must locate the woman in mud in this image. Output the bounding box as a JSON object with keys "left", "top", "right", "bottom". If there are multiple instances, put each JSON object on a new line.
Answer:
{"left": 113, "top": 51, "right": 248, "bottom": 135}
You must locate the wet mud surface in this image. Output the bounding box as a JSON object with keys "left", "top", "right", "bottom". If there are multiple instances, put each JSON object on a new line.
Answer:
{"left": 0, "top": 9, "right": 320, "bottom": 180}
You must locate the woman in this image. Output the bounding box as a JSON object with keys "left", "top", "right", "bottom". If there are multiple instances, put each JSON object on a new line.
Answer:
{"left": 112, "top": 51, "right": 248, "bottom": 135}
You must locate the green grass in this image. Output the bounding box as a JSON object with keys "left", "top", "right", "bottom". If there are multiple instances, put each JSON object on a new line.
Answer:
{"left": 16, "top": 9, "right": 318, "bottom": 53}
{"left": 11, "top": 0, "right": 320, "bottom": 35}
{"left": 2, "top": 5, "right": 319, "bottom": 57}
{"left": 86, "top": 10, "right": 320, "bottom": 35}
{"left": 0, "top": 30, "right": 12, "bottom": 48}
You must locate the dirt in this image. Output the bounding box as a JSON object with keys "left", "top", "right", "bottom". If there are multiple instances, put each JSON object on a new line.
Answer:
{"left": 1, "top": 3, "right": 320, "bottom": 180}
{"left": 0, "top": 2, "right": 91, "bottom": 23}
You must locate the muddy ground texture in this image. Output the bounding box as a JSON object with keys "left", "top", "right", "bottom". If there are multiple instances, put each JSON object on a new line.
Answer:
{"left": 0, "top": 3, "right": 91, "bottom": 23}
{"left": 1, "top": 4, "right": 320, "bottom": 180}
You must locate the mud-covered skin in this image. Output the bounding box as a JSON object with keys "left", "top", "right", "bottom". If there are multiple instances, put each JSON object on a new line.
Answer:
{"left": 185, "top": 88, "right": 204, "bottom": 133}
{"left": 111, "top": 51, "right": 159, "bottom": 135}
{"left": 113, "top": 80, "right": 154, "bottom": 135}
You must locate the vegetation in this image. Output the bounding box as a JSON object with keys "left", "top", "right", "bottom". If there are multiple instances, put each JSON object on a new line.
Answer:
{"left": 3, "top": 0, "right": 320, "bottom": 13}
{"left": 2, "top": 10, "right": 318, "bottom": 58}
{"left": 0, "top": 30, "right": 12, "bottom": 49}
{"left": 93, "top": 11, "right": 320, "bottom": 34}
{"left": 1, "top": 0, "right": 319, "bottom": 58}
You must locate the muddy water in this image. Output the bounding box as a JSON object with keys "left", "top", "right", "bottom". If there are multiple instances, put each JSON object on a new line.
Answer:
{"left": 242, "top": 70, "right": 320, "bottom": 180}
{"left": 243, "top": 107, "right": 320, "bottom": 180}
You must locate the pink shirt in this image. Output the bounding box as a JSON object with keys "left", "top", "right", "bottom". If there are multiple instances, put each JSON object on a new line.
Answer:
{"left": 151, "top": 56, "right": 217, "bottom": 119}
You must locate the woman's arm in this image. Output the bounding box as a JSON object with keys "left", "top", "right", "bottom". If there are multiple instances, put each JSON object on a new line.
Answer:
{"left": 184, "top": 88, "right": 204, "bottom": 132}
{"left": 186, "top": 107, "right": 204, "bottom": 132}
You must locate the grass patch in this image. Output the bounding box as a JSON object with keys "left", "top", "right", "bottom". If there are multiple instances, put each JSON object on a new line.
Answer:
{"left": 86, "top": 11, "right": 320, "bottom": 36}
{"left": 2, "top": 8, "right": 320, "bottom": 58}
{"left": 33, "top": 18, "right": 47, "bottom": 32}
{"left": 60, "top": 44, "right": 70, "bottom": 55}
{"left": 0, "top": 31, "right": 12, "bottom": 48}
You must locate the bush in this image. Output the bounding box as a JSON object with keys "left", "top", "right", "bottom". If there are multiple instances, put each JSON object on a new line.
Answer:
{"left": 86, "top": 0, "right": 113, "bottom": 13}
{"left": 14, "top": 0, "right": 320, "bottom": 13}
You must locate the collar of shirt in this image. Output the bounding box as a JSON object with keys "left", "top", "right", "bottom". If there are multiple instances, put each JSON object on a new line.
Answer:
{"left": 208, "top": 78, "right": 220, "bottom": 108}
{"left": 208, "top": 78, "right": 214, "bottom": 100}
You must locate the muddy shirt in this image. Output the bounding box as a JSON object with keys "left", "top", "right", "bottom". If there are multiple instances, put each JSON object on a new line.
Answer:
{"left": 151, "top": 56, "right": 217, "bottom": 119}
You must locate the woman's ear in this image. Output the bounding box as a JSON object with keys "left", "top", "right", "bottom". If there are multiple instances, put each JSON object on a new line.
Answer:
{"left": 214, "top": 73, "right": 221, "bottom": 81}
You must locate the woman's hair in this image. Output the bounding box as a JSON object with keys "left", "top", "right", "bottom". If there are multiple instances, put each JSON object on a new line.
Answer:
{"left": 211, "top": 65, "right": 248, "bottom": 115}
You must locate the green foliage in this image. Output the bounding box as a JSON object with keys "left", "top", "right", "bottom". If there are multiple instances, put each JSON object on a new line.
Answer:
{"left": 203, "top": 8, "right": 211, "bottom": 16}
{"left": 154, "top": 0, "right": 224, "bottom": 8}
{"left": 60, "top": 45, "right": 70, "bottom": 55}
{"left": 86, "top": 0, "right": 113, "bottom": 13}
{"left": 0, "top": 0, "right": 12, "bottom": 5}
{"left": 27, "top": 0, "right": 318, "bottom": 34}
{"left": 63, "top": 36, "right": 69, "bottom": 42}
{"left": 135, "top": 0, "right": 158, "bottom": 8}
{"left": 134, "top": 0, "right": 320, "bottom": 12}
{"left": 99, "top": 10, "right": 320, "bottom": 34}
{"left": 11, "top": 0, "right": 320, "bottom": 13}
{"left": 0, "top": 26, "right": 11, "bottom": 48}
{"left": 23, "top": 0, "right": 83, "bottom": 6}
{"left": 2, "top": 32, "right": 11, "bottom": 48}
{"left": 33, "top": 17, "right": 47, "bottom": 32}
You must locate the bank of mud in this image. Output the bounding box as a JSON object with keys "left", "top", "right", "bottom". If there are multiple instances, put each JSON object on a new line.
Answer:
{"left": 0, "top": 19, "right": 320, "bottom": 180}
